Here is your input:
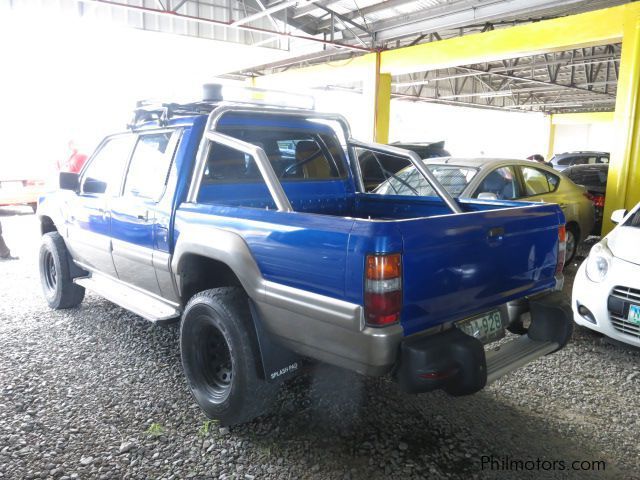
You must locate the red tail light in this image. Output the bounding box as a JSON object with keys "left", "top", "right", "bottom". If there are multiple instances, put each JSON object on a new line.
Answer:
{"left": 365, "top": 253, "right": 402, "bottom": 327}
{"left": 592, "top": 195, "right": 605, "bottom": 208}
{"left": 556, "top": 226, "right": 567, "bottom": 273}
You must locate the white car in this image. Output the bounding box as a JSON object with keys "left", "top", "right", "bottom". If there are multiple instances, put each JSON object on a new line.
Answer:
{"left": 573, "top": 203, "right": 640, "bottom": 346}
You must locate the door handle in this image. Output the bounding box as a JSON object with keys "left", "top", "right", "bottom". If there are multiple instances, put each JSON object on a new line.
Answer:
{"left": 137, "top": 211, "right": 149, "bottom": 222}
{"left": 487, "top": 227, "right": 505, "bottom": 240}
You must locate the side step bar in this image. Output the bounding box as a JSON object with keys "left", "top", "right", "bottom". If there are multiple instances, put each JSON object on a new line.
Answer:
{"left": 485, "top": 336, "right": 558, "bottom": 384}
{"left": 75, "top": 274, "right": 181, "bottom": 324}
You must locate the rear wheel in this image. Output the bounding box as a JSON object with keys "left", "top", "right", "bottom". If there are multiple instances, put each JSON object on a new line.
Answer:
{"left": 39, "top": 232, "right": 85, "bottom": 309}
{"left": 565, "top": 224, "right": 579, "bottom": 265}
{"left": 180, "top": 287, "right": 278, "bottom": 426}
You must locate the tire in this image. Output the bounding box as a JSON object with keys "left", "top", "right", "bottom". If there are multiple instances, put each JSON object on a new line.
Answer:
{"left": 180, "top": 287, "right": 278, "bottom": 426}
{"left": 39, "top": 232, "right": 85, "bottom": 309}
{"left": 564, "top": 224, "right": 579, "bottom": 265}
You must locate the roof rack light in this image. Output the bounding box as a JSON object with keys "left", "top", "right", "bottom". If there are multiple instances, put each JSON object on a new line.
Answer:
{"left": 203, "top": 83, "right": 315, "bottom": 110}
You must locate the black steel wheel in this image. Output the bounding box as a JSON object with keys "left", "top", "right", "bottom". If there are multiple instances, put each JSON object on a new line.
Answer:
{"left": 39, "top": 232, "right": 85, "bottom": 309}
{"left": 180, "top": 287, "right": 278, "bottom": 426}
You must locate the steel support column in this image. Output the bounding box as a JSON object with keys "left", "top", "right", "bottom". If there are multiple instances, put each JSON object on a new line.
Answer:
{"left": 546, "top": 116, "right": 556, "bottom": 161}
{"left": 603, "top": 13, "right": 640, "bottom": 234}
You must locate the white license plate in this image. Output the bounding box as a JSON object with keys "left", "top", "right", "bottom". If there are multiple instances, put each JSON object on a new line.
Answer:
{"left": 0, "top": 181, "right": 22, "bottom": 192}
{"left": 628, "top": 305, "right": 640, "bottom": 326}
{"left": 457, "top": 310, "right": 504, "bottom": 344}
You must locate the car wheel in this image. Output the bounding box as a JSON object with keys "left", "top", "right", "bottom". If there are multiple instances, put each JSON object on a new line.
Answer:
{"left": 565, "top": 225, "right": 579, "bottom": 265}
{"left": 39, "top": 232, "right": 85, "bottom": 309}
{"left": 180, "top": 287, "right": 278, "bottom": 426}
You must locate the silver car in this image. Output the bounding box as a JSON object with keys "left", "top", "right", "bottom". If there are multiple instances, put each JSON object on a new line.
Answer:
{"left": 375, "top": 158, "right": 595, "bottom": 263}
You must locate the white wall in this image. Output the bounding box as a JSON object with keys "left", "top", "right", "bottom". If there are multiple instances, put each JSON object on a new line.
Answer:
{"left": 389, "top": 100, "right": 548, "bottom": 159}
{"left": 552, "top": 123, "right": 614, "bottom": 156}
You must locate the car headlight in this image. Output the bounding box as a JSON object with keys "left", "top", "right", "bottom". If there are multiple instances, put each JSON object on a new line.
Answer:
{"left": 585, "top": 240, "right": 612, "bottom": 283}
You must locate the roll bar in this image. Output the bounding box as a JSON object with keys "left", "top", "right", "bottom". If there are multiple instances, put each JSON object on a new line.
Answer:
{"left": 187, "top": 104, "right": 462, "bottom": 215}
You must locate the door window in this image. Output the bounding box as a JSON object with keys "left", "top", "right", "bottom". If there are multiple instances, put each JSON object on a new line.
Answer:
{"left": 474, "top": 167, "right": 520, "bottom": 200}
{"left": 124, "top": 131, "right": 179, "bottom": 201}
{"left": 81, "top": 135, "right": 135, "bottom": 195}
{"left": 520, "top": 166, "right": 559, "bottom": 196}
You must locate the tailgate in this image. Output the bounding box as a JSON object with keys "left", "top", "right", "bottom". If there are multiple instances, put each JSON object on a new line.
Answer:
{"left": 399, "top": 202, "right": 563, "bottom": 335}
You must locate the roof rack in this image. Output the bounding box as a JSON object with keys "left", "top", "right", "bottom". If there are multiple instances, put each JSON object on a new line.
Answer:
{"left": 128, "top": 101, "right": 216, "bottom": 129}
{"left": 128, "top": 83, "right": 316, "bottom": 129}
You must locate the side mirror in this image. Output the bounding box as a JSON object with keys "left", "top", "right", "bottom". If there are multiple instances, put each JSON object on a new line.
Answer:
{"left": 59, "top": 172, "right": 79, "bottom": 191}
{"left": 611, "top": 209, "right": 627, "bottom": 224}
{"left": 477, "top": 192, "right": 498, "bottom": 200}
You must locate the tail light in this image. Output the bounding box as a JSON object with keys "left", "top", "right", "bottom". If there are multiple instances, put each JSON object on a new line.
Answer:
{"left": 556, "top": 225, "right": 567, "bottom": 273}
{"left": 24, "top": 180, "right": 45, "bottom": 186}
{"left": 592, "top": 195, "right": 605, "bottom": 208}
{"left": 364, "top": 253, "right": 402, "bottom": 327}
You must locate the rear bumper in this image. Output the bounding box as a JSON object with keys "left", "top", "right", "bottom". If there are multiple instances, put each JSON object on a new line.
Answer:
{"left": 396, "top": 292, "right": 573, "bottom": 395}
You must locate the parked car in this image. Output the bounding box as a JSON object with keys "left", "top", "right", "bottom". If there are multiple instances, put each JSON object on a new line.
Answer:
{"left": 374, "top": 157, "right": 594, "bottom": 263}
{"left": 0, "top": 171, "right": 46, "bottom": 212}
{"left": 37, "top": 87, "right": 572, "bottom": 426}
{"left": 563, "top": 164, "right": 608, "bottom": 235}
{"left": 549, "top": 151, "right": 609, "bottom": 171}
{"left": 359, "top": 140, "right": 449, "bottom": 191}
{"left": 573, "top": 203, "right": 640, "bottom": 347}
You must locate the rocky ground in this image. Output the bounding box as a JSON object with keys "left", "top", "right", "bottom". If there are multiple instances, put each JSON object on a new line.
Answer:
{"left": 1, "top": 207, "right": 639, "bottom": 480}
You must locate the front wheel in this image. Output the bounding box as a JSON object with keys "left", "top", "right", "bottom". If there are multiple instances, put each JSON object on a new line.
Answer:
{"left": 180, "top": 287, "right": 278, "bottom": 426}
{"left": 39, "top": 232, "right": 85, "bottom": 309}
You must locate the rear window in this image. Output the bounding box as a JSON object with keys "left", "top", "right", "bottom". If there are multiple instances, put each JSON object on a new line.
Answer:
{"left": 202, "top": 126, "right": 347, "bottom": 183}
{"left": 521, "top": 166, "right": 559, "bottom": 196}
{"left": 374, "top": 164, "right": 478, "bottom": 197}
{"left": 565, "top": 168, "right": 608, "bottom": 187}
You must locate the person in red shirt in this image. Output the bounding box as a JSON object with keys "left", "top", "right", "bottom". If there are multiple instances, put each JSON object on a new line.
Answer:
{"left": 58, "top": 141, "right": 88, "bottom": 173}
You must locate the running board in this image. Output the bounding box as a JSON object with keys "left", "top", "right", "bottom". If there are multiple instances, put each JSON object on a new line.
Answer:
{"left": 75, "top": 275, "right": 180, "bottom": 324}
{"left": 485, "top": 336, "right": 558, "bottom": 385}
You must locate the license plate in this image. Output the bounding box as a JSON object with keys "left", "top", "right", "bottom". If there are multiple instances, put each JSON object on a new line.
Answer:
{"left": 628, "top": 305, "right": 640, "bottom": 326}
{"left": 457, "top": 310, "right": 504, "bottom": 344}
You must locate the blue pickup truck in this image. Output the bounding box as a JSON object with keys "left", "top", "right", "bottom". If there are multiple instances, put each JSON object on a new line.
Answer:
{"left": 37, "top": 86, "right": 572, "bottom": 425}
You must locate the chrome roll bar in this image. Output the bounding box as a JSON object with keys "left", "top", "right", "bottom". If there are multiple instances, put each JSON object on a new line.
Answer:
{"left": 348, "top": 140, "right": 463, "bottom": 214}
{"left": 186, "top": 104, "right": 461, "bottom": 215}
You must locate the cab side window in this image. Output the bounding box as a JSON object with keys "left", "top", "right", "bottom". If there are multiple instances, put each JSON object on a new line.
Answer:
{"left": 81, "top": 135, "right": 135, "bottom": 195}
{"left": 124, "top": 131, "right": 179, "bottom": 201}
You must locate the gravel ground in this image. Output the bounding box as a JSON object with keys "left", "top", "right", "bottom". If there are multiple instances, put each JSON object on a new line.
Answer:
{"left": 1, "top": 207, "right": 639, "bottom": 480}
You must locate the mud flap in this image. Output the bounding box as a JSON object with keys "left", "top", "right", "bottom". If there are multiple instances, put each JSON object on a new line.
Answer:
{"left": 249, "top": 302, "right": 303, "bottom": 383}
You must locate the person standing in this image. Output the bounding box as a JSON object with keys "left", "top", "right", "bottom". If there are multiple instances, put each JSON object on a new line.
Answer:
{"left": 0, "top": 220, "right": 18, "bottom": 261}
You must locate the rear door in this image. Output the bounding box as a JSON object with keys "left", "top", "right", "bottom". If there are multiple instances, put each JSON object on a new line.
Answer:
{"left": 110, "top": 129, "right": 181, "bottom": 294}
{"left": 66, "top": 134, "right": 135, "bottom": 276}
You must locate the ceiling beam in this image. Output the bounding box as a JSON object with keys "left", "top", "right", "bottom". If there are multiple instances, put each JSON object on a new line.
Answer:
{"left": 232, "top": 0, "right": 317, "bottom": 26}
{"left": 371, "top": 0, "right": 587, "bottom": 42}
